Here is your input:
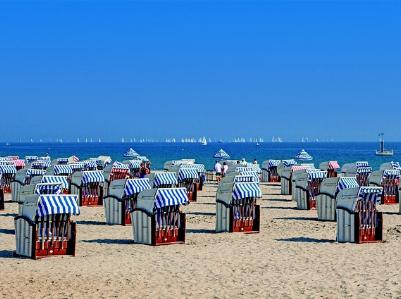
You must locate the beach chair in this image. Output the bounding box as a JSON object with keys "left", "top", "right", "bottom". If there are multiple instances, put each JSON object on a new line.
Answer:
{"left": 131, "top": 187, "right": 188, "bottom": 245}
{"left": 13, "top": 159, "right": 25, "bottom": 170}
{"left": 290, "top": 165, "right": 315, "bottom": 199}
{"left": 336, "top": 187, "right": 383, "bottom": 243}
{"left": 52, "top": 164, "right": 73, "bottom": 176}
{"left": 261, "top": 160, "right": 281, "bottom": 183}
{"left": 341, "top": 162, "right": 372, "bottom": 186}
{"left": 380, "top": 161, "right": 401, "bottom": 171}
{"left": 14, "top": 194, "right": 79, "bottom": 259}
{"left": 104, "top": 178, "right": 152, "bottom": 225}
{"left": 319, "top": 161, "right": 340, "bottom": 178}
{"left": 69, "top": 162, "right": 86, "bottom": 173}
{"left": 56, "top": 158, "right": 69, "bottom": 165}
{"left": 70, "top": 170, "right": 104, "bottom": 206}
{"left": 277, "top": 160, "right": 297, "bottom": 195}
{"left": 0, "top": 164, "right": 17, "bottom": 193}
{"left": 179, "top": 163, "right": 206, "bottom": 190}
{"left": 127, "top": 160, "right": 142, "bottom": 178}
{"left": 368, "top": 169, "right": 400, "bottom": 204}
{"left": 316, "top": 177, "right": 359, "bottom": 221}
{"left": 41, "top": 175, "right": 70, "bottom": 194}
{"left": 103, "top": 163, "right": 130, "bottom": 196}
{"left": 294, "top": 169, "right": 327, "bottom": 210}
{"left": 25, "top": 156, "right": 39, "bottom": 164}
{"left": 25, "top": 168, "right": 46, "bottom": 185}
{"left": 216, "top": 176, "right": 262, "bottom": 233}
{"left": 176, "top": 168, "right": 199, "bottom": 202}
{"left": 16, "top": 181, "right": 63, "bottom": 214}
{"left": 148, "top": 172, "right": 178, "bottom": 189}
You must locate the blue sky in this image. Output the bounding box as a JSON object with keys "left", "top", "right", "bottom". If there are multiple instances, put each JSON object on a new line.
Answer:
{"left": 0, "top": 1, "right": 400, "bottom": 141}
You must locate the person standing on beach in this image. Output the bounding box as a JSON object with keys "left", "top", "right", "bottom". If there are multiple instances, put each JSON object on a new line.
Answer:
{"left": 222, "top": 162, "right": 228, "bottom": 177}
{"left": 214, "top": 160, "right": 222, "bottom": 181}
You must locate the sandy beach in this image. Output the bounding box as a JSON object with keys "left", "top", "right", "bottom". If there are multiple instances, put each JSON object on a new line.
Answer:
{"left": 1, "top": 183, "right": 401, "bottom": 298}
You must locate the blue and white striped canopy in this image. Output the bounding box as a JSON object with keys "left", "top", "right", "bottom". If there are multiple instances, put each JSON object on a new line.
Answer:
{"left": 36, "top": 195, "right": 80, "bottom": 217}
{"left": 245, "top": 164, "right": 262, "bottom": 173}
{"left": 25, "top": 156, "right": 39, "bottom": 162}
{"left": 32, "top": 160, "right": 51, "bottom": 169}
{"left": 178, "top": 168, "right": 199, "bottom": 181}
{"left": 180, "top": 163, "right": 206, "bottom": 173}
{"left": 390, "top": 161, "right": 401, "bottom": 170}
{"left": 41, "top": 175, "right": 69, "bottom": 189}
{"left": 268, "top": 160, "right": 281, "bottom": 168}
{"left": 283, "top": 159, "right": 297, "bottom": 167}
{"left": 155, "top": 187, "right": 189, "bottom": 209}
{"left": 54, "top": 165, "right": 73, "bottom": 175}
{"left": 0, "top": 165, "right": 17, "bottom": 174}
{"left": 337, "top": 177, "right": 359, "bottom": 191}
{"left": 124, "top": 178, "right": 152, "bottom": 196}
{"left": 383, "top": 169, "right": 400, "bottom": 180}
{"left": 357, "top": 166, "right": 372, "bottom": 174}
{"left": 26, "top": 168, "right": 46, "bottom": 177}
{"left": 35, "top": 183, "right": 63, "bottom": 195}
{"left": 236, "top": 167, "right": 255, "bottom": 173}
{"left": 57, "top": 158, "right": 69, "bottom": 164}
{"left": 154, "top": 172, "right": 178, "bottom": 187}
{"left": 234, "top": 175, "right": 257, "bottom": 183}
{"left": 82, "top": 171, "right": 105, "bottom": 184}
{"left": 129, "top": 160, "right": 142, "bottom": 169}
{"left": 0, "top": 161, "right": 14, "bottom": 166}
{"left": 238, "top": 171, "right": 260, "bottom": 182}
{"left": 306, "top": 169, "right": 327, "bottom": 180}
{"left": 358, "top": 186, "right": 383, "bottom": 204}
{"left": 356, "top": 161, "right": 369, "bottom": 167}
{"left": 232, "top": 182, "right": 262, "bottom": 200}
{"left": 113, "top": 161, "right": 130, "bottom": 170}
{"left": 69, "top": 162, "right": 86, "bottom": 171}
{"left": 83, "top": 160, "right": 98, "bottom": 170}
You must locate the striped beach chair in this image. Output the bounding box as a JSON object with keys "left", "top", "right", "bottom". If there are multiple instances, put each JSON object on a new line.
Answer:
{"left": 369, "top": 168, "right": 400, "bottom": 204}
{"left": 103, "top": 162, "right": 131, "bottom": 196}
{"left": 70, "top": 170, "right": 105, "bottom": 206}
{"left": 104, "top": 178, "right": 152, "bottom": 225}
{"left": 14, "top": 194, "right": 80, "bottom": 259}
{"left": 149, "top": 172, "right": 178, "bottom": 189}
{"left": 216, "top": 175, "right": 262, "bottom": 233}
{"left": 316, "top": 177, "right": 359, "bottom": 221}
{"left": 0, "top": 164, "right": 17, "bottom": 193}
{"left": 319, "top": 161, "right": 340, "bottom": 178}
{"left": 336, "top": 187, "right": 383, "bottom": 243}
{"left": 176, "top": 167, "right": 199, "bottom": 202}
{"left": 131, "top": 187, "right": 188, "bottom": 245}
{"left": 294, "top": 169, "right": 327, "bottom": 210}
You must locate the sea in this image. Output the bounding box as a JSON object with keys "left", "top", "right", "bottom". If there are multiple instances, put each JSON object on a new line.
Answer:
{"left": 0, "top": 142, "right": 400, "bottom": 171}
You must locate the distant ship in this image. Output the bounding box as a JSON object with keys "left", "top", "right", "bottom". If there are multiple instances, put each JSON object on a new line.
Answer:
{"left": 375, "top": 133, "right": 393, "bottom": 156}
{"left": 124, "top": 148, "right": 138, "bottom": 158}
{"left": 295, "top": 149, "right": 313, "bottom": 161}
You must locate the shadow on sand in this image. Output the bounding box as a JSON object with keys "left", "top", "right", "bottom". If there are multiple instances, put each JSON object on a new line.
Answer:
{"left": 274, "top": 216, "right": 319, "bottom": 221}
{"left": 186, "top": 228, "right": 215, "bottom": 234}
{"left": 0, "top": 250, "right": 17, "bottom": 259}
{"left": 82, "top": 239, "right": 133, "bottom": 245}
{"left": 187, "top": 212, "right": 215, "bottom": 216}
{"left": 76, "top": 220, "right": 106, "bottom": 226}
{"left": 0, "top": 228, "right": 15, "bottom": 235}
{"left": 276, "top": 237, "right": 334, "bottom": 243}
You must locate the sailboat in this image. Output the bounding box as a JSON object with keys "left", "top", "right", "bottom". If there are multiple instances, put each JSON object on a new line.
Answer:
{"left": 375, "top": 133, "right": 393, "bottom": 156}
{"left": 200, "top": 136, "right": 207, "bottom": 146}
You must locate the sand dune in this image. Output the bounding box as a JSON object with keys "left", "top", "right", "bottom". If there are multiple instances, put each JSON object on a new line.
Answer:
{"left": 1, "top": 183, "right": 401, "bottom": 298}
